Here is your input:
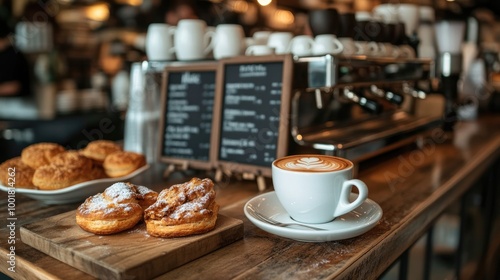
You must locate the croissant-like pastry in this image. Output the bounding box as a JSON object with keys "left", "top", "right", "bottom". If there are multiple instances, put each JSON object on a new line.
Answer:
{"left": 0, "top": 157, "right": 36, "bottom": 189}
{"left": 103, "top": 151, "right": 146, "bottom": 178}
{"left": 21, "top": 142, "right": 65, "bottom": 169}
{"left": 32, "top": 151, "right": 94, "bottom": 190}
{"left": 80, "top": 140, "right": 122, "bottom": 166}
{"left": 144, "top": 178, "right": 219, "bottom": 238}
{"left": 76, "top": 182, "right": 158, "bottom": 235}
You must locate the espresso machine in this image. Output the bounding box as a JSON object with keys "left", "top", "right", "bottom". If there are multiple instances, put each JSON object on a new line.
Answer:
{"left": 289, "top": 54, "right": 441, "bottom": 162}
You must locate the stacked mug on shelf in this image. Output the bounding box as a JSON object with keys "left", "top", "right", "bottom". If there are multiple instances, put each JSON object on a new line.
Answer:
{"left": 352, "top": 6, "right": 419, "bottom": 59}
{"left": 145, "top": 5, "right": 431, "bottom": 61}
{"left": 145, "top": 19, "right": 247, "bottom": 61}
{"left": 241, "top": 7, "right": 420, "bottom": 59}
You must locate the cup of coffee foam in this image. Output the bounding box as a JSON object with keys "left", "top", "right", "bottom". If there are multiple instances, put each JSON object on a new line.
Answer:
{"left": 272, "top": 154, "right": 368, "bottom": 224}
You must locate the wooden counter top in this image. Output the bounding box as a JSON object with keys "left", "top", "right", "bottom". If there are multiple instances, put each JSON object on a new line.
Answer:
{"left": 1, "top": 115, "right": 499, "bottom": 279}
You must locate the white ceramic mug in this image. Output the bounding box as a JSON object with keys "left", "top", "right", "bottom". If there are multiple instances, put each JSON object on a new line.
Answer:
{"left": 253, "top": 30, "right": 272, "bottom": 45}
{"left": 272, "top": 155, "right": 368, "bottom": 224}
{"left": 245, "top": 45, "right": 274, "bottom": 56}
{"left": 173, "top": 19, "right": 214, "bottom": 61}
{"left": 378, "top": 43, "right": 400, "bottom": 57}
{"left": 398, "top": 4, "right": 419, "bottom": 36}
{"left": 398, "top": 45, "right": 416, "bottom": 58}
{"left": 213, "top": 24, "right": 245, "bottom": 59}
{"left": 145, "top": 23, "right": 176, "bottom": 61}
{"left": 339, "top": 37, "right": 359, "bottom": 56}
{"left": 288, "top": 35, "right": 314, "bottom": 56}
{"left": 312, "top": 34, "right": 344, "bottom": 55}
{"left": 373, "top": 4, "right": 399, "bottom": 25}
{"left": 267, "top": 32, "right": 293, "bottom": 54}
{"left": 355, "top": 40, "right": 380, "bottom": 56}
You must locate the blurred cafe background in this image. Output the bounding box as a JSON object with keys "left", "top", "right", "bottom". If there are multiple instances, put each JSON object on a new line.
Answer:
{"left": 1, "top": 0, "right": 500, "bottom": 161}
{"left": 0, "top": 0, "right": 500, "bottom": 279}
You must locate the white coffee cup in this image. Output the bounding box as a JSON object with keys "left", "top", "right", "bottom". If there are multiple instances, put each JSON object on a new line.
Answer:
{"left": 312, "top": 34, "right": 344, "bottom": 55}
{"left": 373, "top": 4, "right": 399, "bottom": 24}
{"left": 398, "top": 4, "right": 419, "bottom": 36}
{"left": 267, "top": 32, "right": 293, "bottom": 54}
{"left": 288, "top": 35, "right": 314, "bottom": 56}
{"left": 355, "top": 41, "right": 380, "bottom": 56}
{"left": 272, "top": 155, "right": 369, "bottom": 224}
{"left": 245, "top": 45, "right": 274, "bottom": 56}
{"left": 398, "top": 45, "right": 416, "bottom": 58}
{"left": 145, "top": 23, "right": 176, "bottom": 61}
{"left": 174, "top": 19, "right": 214, "bottom": 61}
{"left": 378, "top": 43, "right": 400, "bottom": 57}
{"left": 253, "top": 30, "right": 272, "bottom": 45}
{"left": 339, "top": 37, "right": 359, "bottom": 56}
{"left": 213, "top": 24, "right": 245, "bottom": 59}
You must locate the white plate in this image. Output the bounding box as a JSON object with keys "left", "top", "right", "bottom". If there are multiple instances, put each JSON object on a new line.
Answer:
{"left": 244, "top": 191, "right": 383, "bottom": 242}
{"left": 0, "top": 165, "right": 150, "bottom": 205}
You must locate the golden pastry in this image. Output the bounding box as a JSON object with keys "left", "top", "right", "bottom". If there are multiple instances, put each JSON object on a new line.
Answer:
{"left": 76, "top": 182, "right": 158, "bottom": 235}
{"left": 0, "top": 157, "right": 36, "bottom": 189}
{"left": 32, "top": 165, "right": 89, "bottom": 190}
{"left": 103, "top": 151, "right": 146, "bottom": 178}
{"left": 144, "top": 178, "right": 219, "bottom": 238}
{"left": 51, "top": 150, "right": 93, "bottom": 171}
{"left": 87, "top": 165, "right": 108, "bottom": 181}
{"left": 31, "top": 150, "right": 97, "bottom": 190}
{"left": 21, "top": 142, "right": 65, "bottom": 169}
{"left": 81, "top": 140, "right": 122, "bottom": 165}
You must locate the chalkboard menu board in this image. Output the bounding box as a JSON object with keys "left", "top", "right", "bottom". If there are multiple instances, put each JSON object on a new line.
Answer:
{"left": 211, "top": 55, "right": 293, "bottom": 177}
{"left": 159, "top": 63, "right": 217, "bottom": 170}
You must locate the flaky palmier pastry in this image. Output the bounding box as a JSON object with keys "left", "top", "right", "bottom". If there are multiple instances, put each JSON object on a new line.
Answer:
{"left": 144, "top": 178, "right": 219, "bottom": 238}
{"left": 103, "top": 151, "right": 146, "bottom": 178}
{"left": 0, "top": 157, "right": 36, "bottom": 189}
{"left": 76, "top": 182, "right": 158, "bottom": 235}
{"left": 21, "top": 142, "right": 65, "bottom": 169}
{"left": 80, "top": 140, "right": 122, "bottom": 165}
{"left": 31, "top": 150, "right": 95, "bottom": 190}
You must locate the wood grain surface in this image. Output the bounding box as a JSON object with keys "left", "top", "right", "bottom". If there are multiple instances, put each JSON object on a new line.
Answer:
{"left": 20, "top": 212, "right": 243, "bottom": 280}
{"left": 0, "top": 115, "right": 499, "bottom": 279}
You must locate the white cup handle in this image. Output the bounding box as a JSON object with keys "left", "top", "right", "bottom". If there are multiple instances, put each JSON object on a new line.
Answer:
{"left": 168, "top": 27, "right": 176, "bottom": 54}
{"left": 245, "top": 46, "right": 254, "bottom": 55}
{"left": 333, "top": 179, "right": 368, "bottom": 217}
{"left": 286, "top": 37, "right": 314, "bottom": 54}
{"left": 203, "top": 30, "right": 215, "bottom": 55}
{"left": 331, "top": 38, "right": 344, "bottom": 54}
{"left": 392, "top": 45, "right": 401, "bottom": 58}
{"left": 368, "top": 41, "right": 379, "bottom": 56}
{"left": 378, "top": 43, "right": 386, "bottom": 55}
{"left": 399, "top": 45, "right": 416, "bottom": 58}
{"left": 354, "top": 42, "right": 363, "bottom": 54}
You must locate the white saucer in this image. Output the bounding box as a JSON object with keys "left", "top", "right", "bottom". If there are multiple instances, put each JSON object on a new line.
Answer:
{"left": 244, "top": 191, "right": 383, "bottom": 242}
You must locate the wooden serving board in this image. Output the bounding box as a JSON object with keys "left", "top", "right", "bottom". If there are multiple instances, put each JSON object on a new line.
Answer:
{"left": 20, "top": 211, "right": 244, "bottom": 280}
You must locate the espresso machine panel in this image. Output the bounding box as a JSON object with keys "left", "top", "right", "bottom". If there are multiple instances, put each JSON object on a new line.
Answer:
{"left": 290, "top": 54, "right": 442, "bottom": 162}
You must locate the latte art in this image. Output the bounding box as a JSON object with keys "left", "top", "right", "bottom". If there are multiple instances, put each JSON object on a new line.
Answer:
{"left": 274, "top": 155, "right": 351, "bottom": 172}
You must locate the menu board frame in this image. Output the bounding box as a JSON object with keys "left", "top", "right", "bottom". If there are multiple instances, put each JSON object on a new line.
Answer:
{"left": 158, "top": 62, "right": 218, "bottom": 170}
{"left": 210, "top": 54, "right": 293, "bottom": 177}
